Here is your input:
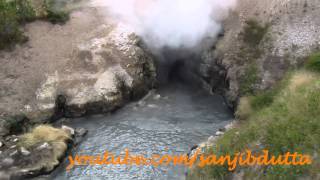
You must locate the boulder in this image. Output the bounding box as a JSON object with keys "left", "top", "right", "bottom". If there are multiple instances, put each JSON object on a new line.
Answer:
{"left": 29, "top": 23, "right": 156, "bottom": 120}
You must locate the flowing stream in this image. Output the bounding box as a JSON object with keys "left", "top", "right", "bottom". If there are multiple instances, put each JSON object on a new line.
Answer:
{"left": 50, "top": 83, "right": 233, "bottom": 180}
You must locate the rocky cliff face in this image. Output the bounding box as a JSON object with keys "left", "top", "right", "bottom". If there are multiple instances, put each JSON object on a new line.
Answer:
{"left": 198, "top": 0, "right": 320, "bottom": 108}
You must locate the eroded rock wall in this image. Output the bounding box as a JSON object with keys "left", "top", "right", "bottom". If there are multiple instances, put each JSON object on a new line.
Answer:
{"left": 198, "top": 0, "right": 320, "bottom": 108}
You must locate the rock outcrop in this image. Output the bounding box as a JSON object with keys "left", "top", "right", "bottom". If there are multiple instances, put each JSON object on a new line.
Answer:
{"left": 30, "top": 24, "right": 156, "bottom": 121}
{"left": 0, "top": 7, "right": 156, "bottom": 135}
{"left": 197, "top": 0, "right": 320, "bottom": 108}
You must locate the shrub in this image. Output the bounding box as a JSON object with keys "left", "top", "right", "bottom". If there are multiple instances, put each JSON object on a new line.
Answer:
{"left": 0, "top": 0, "right": 35, "bottom": 50}
{"left": 46, "top": 9, "right": 69, "bottom": 24}
{"left": 242, "top": 19, "right": 269, "bottom": 47}
{"left": 13, "top": 0, "right": 36, "bottom": 23}
{"left": 45, "top": 0, "right": 69, "bottom": 24}
{"left": 239, "top": 63, "right": 259, "bottom": 95}
{"left": 305, "top": 52, "right": 320, "bottom": 72}
{"left": 0, "top": 0, "right": 26, "bottom": 49}
{"left": 250, "top": 91, "right": 275, "bottom": 110}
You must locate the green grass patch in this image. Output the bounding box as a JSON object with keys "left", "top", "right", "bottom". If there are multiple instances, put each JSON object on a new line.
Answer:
{"left": 242, "top": 19, "right": 269, "bottom": 47}
{"left": 237, "top": 19, "right": 271, "bottom": 95}
{"left": 249, "top": 73, "right": 291, "bottom": 111}
{"left": 305, "top": 52, "right": 320, "bottom": 72}
{"left": 0, "top": 0, "right": 31, "bottom": 49}
{"left": 189, "top": 70, "right": 320, "bottom": 180}
{"left": 239, "top": 63, "right": 259, "bottom": 95}
{"left": 13, "top": 0, "right": 37, "bottom": 23}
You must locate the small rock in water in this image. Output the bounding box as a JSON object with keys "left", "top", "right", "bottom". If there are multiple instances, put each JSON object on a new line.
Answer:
{"left": 137, "top": 101, "right": 146, "bottom": 106}
{"left": 62, "top": 125, "right": 75, "bottom": 136}
{"left": 215, "top": 131, "right": 224, "bottom": 136}
{"left": 76, "top": 128, "right": 88, "bottom": 137}
{"left": 153, "top": 94, "right": 161, "bottom": 100}
{"left": 20, "top": 147, "right": 31, "bottom": 156}
{"left": 0, "top": 141, "right": 3, "bottom": 147}
{"left": 13, "top": 138, "right": 18, "bottom": 142}
{"left": 147, "top": 104, "right": 158, "bottom": 108}
{"left": 10, "top": 145, "right": 16, "bottom": 149}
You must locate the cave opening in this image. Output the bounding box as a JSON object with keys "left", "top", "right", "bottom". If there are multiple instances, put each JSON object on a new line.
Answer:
{"left": 153, "top": 48, "right": 203, "bottom": 87}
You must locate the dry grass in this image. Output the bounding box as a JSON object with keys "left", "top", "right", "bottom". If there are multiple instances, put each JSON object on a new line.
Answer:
{"left": 19, "top": 125, "right": 71, "bottom": 171}
{"left": 235, "top": 96, "right": 252, "bottom": 120}
{"left": 288, "top": 71, "right": 316, "bottom": 91}
{"left": 19, "top": 125, "right": 70, "bottom": 148}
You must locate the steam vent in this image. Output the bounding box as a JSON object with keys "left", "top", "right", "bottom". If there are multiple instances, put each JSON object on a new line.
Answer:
{"left": 0, "top": 0, "right": 319, "bottom": 179}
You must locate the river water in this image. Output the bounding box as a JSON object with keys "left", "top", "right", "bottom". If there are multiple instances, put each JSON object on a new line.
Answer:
{"left": 51, "top": 83, "right": 233, "bottom": 180}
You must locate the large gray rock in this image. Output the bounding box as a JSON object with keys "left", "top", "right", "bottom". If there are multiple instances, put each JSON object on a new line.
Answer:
{"left": 18, "top": 23, "right": 156, "bottom": 121}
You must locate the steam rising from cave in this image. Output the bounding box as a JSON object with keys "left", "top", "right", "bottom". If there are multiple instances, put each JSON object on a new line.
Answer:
{"left": 93, "top": 0, "right": 237, "bottom": 51}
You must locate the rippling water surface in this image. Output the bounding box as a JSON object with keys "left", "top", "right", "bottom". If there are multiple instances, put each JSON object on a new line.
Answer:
{"left": 51, "top": 83, "right": 233, "bottom": 180}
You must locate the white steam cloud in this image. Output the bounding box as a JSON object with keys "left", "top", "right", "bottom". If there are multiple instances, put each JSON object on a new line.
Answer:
{"left": 92, "top": 0, "right": 237, "bottom": 50}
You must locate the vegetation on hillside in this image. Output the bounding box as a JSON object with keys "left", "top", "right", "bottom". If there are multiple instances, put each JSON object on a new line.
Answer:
{"left": 305, "top": 52, "right": 320, "bottom": 72}
{"left": 0, "top": 0, "right": 69, "bottom": 50}
{"left": 238, "top": 19, "right": 270, "bottom": 95}
{"left": 188, "top": 69, "right": 320, "bottom": 179}
{"left": 242, "top": 20, "right": 269, "bottom": 47}
{"left": 239, "top": 63, "right": 259, "bottom": 95}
